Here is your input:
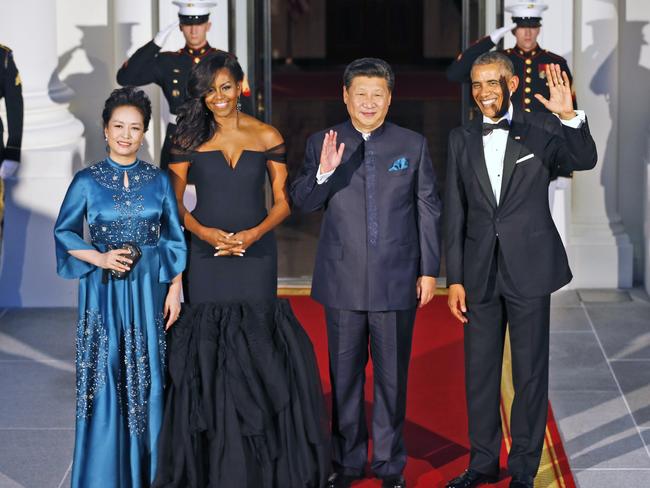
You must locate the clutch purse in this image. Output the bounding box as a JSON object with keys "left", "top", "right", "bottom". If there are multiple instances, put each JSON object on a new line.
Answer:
{"left": 102, "top": 242, "right": 142, "bottom": 282}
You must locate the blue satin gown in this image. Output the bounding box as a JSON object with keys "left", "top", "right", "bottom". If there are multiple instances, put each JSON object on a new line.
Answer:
{"left": 54, "top": 158, "right": 187, "bottom": 488}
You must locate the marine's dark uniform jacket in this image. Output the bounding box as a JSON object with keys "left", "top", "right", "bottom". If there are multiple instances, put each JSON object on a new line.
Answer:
{"left": 117, "top": 41, "right": 252, "bottom": 168}
{"left": 447, "top": 36, "right": 577, "bottom": 114}
{"left": 0, "top": 44, "right": 23, "bottom": 165}
{"left": 117, "top": 40, "right": 221, "bottom": 115}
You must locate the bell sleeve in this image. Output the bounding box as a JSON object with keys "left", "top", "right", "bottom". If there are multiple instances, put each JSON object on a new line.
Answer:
{"left": 53, "top": 172, "right": 97, "bottom": 279}
{"left": 158, "top": 172, "right": 187, "bottom": 283}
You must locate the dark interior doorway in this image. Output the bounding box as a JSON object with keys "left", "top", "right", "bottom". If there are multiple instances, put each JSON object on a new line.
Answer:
{"left": 249, "top": 0, "right": 480, "bottom": 283}
{"left": 326, "top": 0, "right": 424, "bottom": 64}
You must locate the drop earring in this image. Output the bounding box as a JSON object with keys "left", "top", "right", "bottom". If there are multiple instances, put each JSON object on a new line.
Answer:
{"left": 236, "top": 96, "right": 242, "bottom": 112}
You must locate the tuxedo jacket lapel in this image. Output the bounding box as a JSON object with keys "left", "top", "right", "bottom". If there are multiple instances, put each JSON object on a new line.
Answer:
{"left": 466, "top": 118, "right": 497, "bottom": 209}
{"left": 499, "top": 110, "right": 530, "bottom": 204}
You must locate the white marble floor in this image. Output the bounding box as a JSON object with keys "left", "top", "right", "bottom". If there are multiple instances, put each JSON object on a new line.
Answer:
{"left": 549, "top": 289, "right": 650, "bottom": 487}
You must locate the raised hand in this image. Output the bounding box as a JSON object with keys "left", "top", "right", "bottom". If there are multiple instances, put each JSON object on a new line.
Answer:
{"left": 154, "top": 20, "right": 179, "bottom": 47}
{"left": 534, "top": 63, "right": 576, "bottom": 119}
{"left": 319, "top": 130, "right": 345, "bottom": 174}
{"left": 489, "top": 22, "right": 518, "bottom": 44}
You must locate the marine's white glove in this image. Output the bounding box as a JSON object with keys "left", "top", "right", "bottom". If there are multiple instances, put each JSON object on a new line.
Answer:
{"left": 0, "top": 160, "right": 19, "bottom": 179}
{"left": 490, "top": 22, "right": 518, "bottom": 44}
{"left": 154, "top": 21, "right": 180, "bottom": 47}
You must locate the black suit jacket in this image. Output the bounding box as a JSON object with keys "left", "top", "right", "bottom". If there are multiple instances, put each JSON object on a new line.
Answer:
{"left": 445, "top": 108, "right": 597, "bottom": 301}
{"left": 290, "top": 120, "right": 442, "bottom": 311}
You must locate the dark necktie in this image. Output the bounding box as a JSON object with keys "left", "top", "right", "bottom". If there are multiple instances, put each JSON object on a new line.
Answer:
{"left": 482, "top": 119, "right": 510, "bottom": 136}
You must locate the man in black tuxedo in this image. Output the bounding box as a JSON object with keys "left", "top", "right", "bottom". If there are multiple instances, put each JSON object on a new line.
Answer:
{"left": 444, "top": 52, "right": 596, "bottom": 488}
{"left": 290, "top": 58, "right": 442, "bottom": 488}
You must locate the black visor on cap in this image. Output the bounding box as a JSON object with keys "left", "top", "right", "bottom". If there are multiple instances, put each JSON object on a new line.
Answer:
{"left": 513, "top": 17, "right": 542, "bottom": 28}
{"left": 179, "top": 14, "right": 210, "bottom": 25}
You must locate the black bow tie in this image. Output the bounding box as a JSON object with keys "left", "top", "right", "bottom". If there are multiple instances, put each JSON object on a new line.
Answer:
{"left": 482, "top": 119, "right": 511, "bottom": 136}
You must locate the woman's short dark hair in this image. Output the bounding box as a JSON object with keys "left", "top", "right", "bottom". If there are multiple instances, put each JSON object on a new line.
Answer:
{"left": 343, "top": 58, "right": 395, "bottom": 91}
{"left": 101, "top": 87, "right": 152, "bottom": 131}
{"left": 173, "top": 51, "right": 245, "bottom": 151}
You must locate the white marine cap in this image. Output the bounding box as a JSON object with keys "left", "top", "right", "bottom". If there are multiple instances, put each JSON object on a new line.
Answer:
{"left": 505, "top": 1, "right": 548, "bottom": 26}
{"left": 172, "top": 0, "right": 218, "bottom": 24}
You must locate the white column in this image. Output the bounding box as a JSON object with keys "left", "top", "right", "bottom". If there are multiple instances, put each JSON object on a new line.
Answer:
{"left": 617, "top": 0, "right": 650, "bottom": 291}
{"left": 567, "top": 0, "right": 633, "bottom": 288}
{"left": 0, "top": 0, "right": 85, "bottom": 307}
{"left": 646, "top": 142, "right": 650, "bottom": 295}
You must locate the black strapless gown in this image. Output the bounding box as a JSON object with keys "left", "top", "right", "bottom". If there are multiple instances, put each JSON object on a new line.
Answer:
{"left": 154, "top": 146, "right": 329, "bottom": 488}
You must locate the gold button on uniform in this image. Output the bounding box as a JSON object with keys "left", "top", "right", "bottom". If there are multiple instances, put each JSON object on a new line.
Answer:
{"left": 525, "top": 108, "right": 532, "bottom": 112}
{"left": 172, "top": 89, "right": 180, "bottom": 97}
{"left": 525, "top": 87, "right": 531, "bottom": 93}
{"left": 524, "top": 98, "right": 531, "bottom": 104}
{"left": 173, "top": 79, "right": 178, "bottom": 84}
{"left": 525, "top": 59, "right": 532, "bottom": 65}
{"left": 194, "top": 57, "right": 200, "bottom": 64}
{"left": 526, "top": 77, "right": 532, "bottom": 83}
{"left": 526, "top": 67, "right": 532, "bottom": 74}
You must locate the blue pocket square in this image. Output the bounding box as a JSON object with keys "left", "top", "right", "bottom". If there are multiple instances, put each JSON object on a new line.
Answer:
{"left": 388, "top": 158, "right": 409, "bottom": 172}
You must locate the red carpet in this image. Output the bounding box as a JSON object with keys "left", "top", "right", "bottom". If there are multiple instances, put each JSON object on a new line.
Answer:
{"left": 286, "top": 295, "right": 575, "bottom": 488}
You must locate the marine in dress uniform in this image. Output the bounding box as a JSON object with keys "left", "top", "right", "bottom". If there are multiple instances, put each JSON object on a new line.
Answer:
{"left": 0, "top": 43, "right": 24, "bottom": 231}
{"left": 446, "top": 0, "right": 577, "bottom": 115}
{"left": 116, "top": 0, "right": 252, "bottom": 169}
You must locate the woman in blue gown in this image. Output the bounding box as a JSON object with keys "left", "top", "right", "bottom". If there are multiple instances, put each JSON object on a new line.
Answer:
{"left": 54, "top": 87, "right": 187, "bottom": 488}
{"left": 152, "top": 52, "right": 329, "bottom": 488}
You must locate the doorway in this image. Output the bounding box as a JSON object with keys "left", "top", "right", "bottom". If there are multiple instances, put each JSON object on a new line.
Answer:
{"left": 247, "top": 0, "right": 492, "bottom": 285}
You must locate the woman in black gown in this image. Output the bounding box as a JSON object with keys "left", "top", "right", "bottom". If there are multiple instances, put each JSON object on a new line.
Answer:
{"left": 153, "top": 52, "right": 328, "bottom": 488}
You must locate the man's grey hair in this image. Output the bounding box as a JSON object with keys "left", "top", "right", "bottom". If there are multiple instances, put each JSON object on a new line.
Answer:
{"left": 343, "top": 58, "right": 395, "bottom": 91}
{"left": 472, "top": 51, "right": 515, "bottom": 77}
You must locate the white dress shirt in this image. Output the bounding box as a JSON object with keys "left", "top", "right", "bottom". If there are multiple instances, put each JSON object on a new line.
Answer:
{"left": 316, "top": 130, "right": 371, "bottom": 184}
{"left": 482, "top": 105, "right": 514, "bottom": 205}
{"left": 483, "top": 105, "right": 586, "bottom": 205}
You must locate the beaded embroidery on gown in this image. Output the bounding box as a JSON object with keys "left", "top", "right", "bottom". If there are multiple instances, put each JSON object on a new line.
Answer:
{"left": 153, "top": 145, "right": 329, "bottom": 488}
{"left": 54, "top": 158, "right": 187, "bottom": 488}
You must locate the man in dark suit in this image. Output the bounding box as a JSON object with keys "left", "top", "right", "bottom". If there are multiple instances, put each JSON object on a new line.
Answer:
{"left": 290, "top": 58, "right": 442, "bottom": 488}
{"left": 444, "top": 52, "right": 596, "bottom": 488}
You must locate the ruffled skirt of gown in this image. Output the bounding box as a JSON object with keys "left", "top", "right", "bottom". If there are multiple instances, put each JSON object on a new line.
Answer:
{"left": 153, "top": 299, "right": 329, "bottom": 488}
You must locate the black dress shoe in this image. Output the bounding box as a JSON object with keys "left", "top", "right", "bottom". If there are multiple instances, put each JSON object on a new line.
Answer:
{"left": 381, "top": 475, "right": 406, "bottom": 488}
{"left": 509, "top": 475, "right": 534, "bottom": 488}
{"left": 446, "top": 469, "right": 498, "bottom": 488}
{"left": 327, "top": 472, "right": 358, "bottom": 488}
